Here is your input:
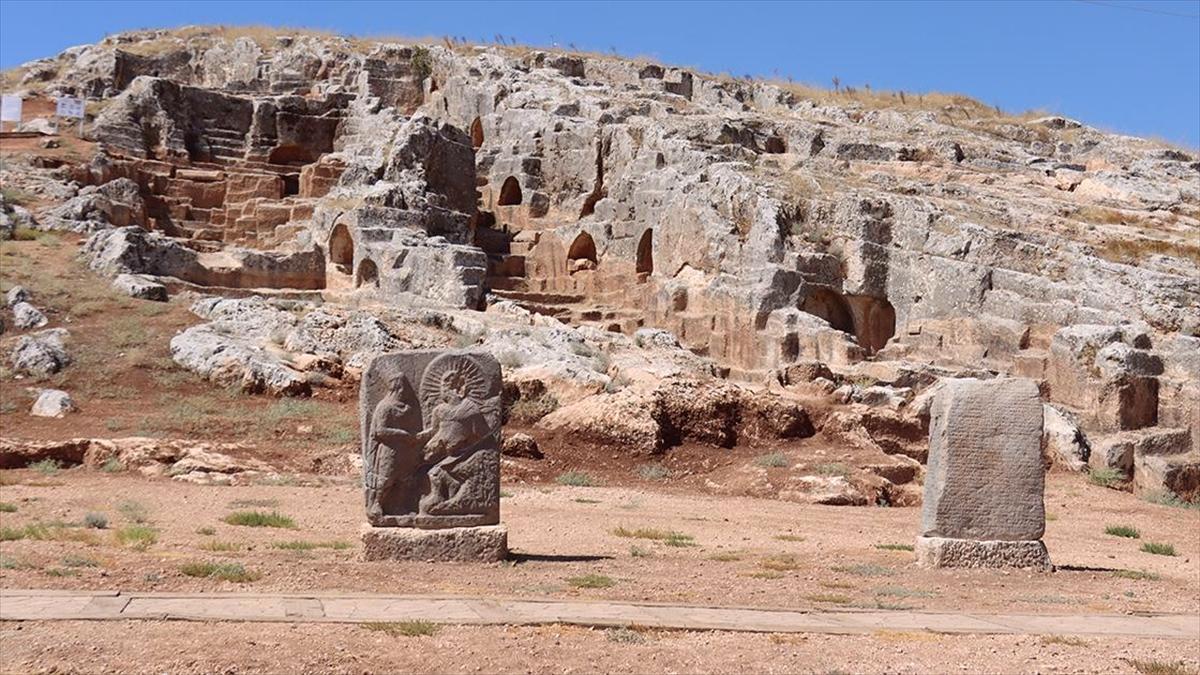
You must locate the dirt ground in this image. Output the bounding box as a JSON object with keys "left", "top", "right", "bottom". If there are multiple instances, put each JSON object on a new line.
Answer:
{"left": 2, "top": 620, "right": 1198, "bottom": 675}
{"left": 1, "top": 471, "right": 1197, "bottom": 615}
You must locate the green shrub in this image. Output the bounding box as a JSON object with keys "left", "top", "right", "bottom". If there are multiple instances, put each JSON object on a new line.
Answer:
{"left": 754, "top": 452, "right": 789, "bottom": 468}
{"left": 115, "top": 525, "right": 157, "bottom": 550}
{"left": 1088, "top": 468, "right": 1125, "bottom": 488}
{"left": 1122, "top": 658, "right": 1197, "bottom": 675}
{"left": 10, "top": 226, "right": 38, "bottom": 241}
{"left": 271, "top": 540, "right": 351, "bottom": 551}
{"left": 1113, "top": 569, "right": 1160, "bottom": 581}
{"left": 1140, "top": 542, "right": 1177, "bottom": 557}
{"left": 605, "top": 626, "right": 646, "bottom": 643}
{"left": 760, "top": 554, "right": 804, "bottom": 571}
{"left": 874, "top": 543, "right": 914, "bottom": 551}
{"left": 1105, "top": 525, "right": 1140, "bottom": 539}
{"left": 555, "top": 471, "right": 598, "bottom": 487}
{"left": 196, "top": 527, "right": 216, "bottom": 536}
{"left": 29, "top": 458, "right": 61, "bottom": 476}
{"left": 816, "top": 462, "right": 851, "bottom": 477}
{"left": 611, "top": 527, "right": 694, "bottom": 547}
{"left": 410, "top": 46, "right": 433, "bottom": 82}
{"left": 83, "top": 512, "right": 108, "bottom": 529}
{"left": 222, "top": 511, "right": 297, "bottom": 529}
{"left": 566, "top": 574, "right": 615, "bottom": 589}
{"left": 62, "top": 555, "right": 99, "bottom": 568}
{"left": 1143, "top": 490, "right": 1200, "bottom": 510}
{"left": 509, "top": 392, "right": 559, "bottom": 422}
{"left": 0, "top": 502, "right": 16, "bottom": 513}
{"left": 362, "top": 620, "right": 438, "bottom": 637}
{"left": 775, "top": 534, "right": 806, "bottom": 542}
{"left": 180, "top": 561, "right": 261, "bottom": 583}
{"left": 99, "top": 458, "right": 125, "bottom": 473}
{"left": 637, "top": 464, "right": 669, "bottom": 481}
{"left": 45, "top": 567, "right": 79, "bottom": 577}
{"left": 118, "top": 501, "right": 150, "bottom": 524}
{"left": 198, "top": 541, "right": 240, "bottom": 552}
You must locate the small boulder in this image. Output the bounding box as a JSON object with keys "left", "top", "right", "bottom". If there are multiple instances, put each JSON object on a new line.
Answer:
{"left": 11, "top": 301, "right": 47, "bottom": 329}
{"left": 31, "top": 389, "right": 76, "bottom": 418}
{"left": 113, "top": 273, "right": 168, "bottom": 302}
{"left": 11, "top": 328, "right": 70, "bottom": 376}
{"left": 778, "top": 360, "right": 834, "bottom": 385}
{"left": 501, "top": 432, "right": 544, "bottom": 459}
{"left": 6, "top": 285, "right": 30, "bottom": 307}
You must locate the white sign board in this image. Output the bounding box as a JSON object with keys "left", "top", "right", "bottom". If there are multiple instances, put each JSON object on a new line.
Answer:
{"left": 0, "top": 95, "right": 21, "bottom": 122}
{"left": 56, "top": 96, "right": 85, "bottom": 119}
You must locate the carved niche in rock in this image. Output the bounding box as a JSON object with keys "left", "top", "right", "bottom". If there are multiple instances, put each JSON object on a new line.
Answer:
{"left": 360, "top": 350, "right": 502, "bottom": 528}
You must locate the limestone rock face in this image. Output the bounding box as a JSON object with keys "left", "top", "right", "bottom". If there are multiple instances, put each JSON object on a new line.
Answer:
{"left": 1042, "top": 404, "right": 1089, "bottom": 472}
{"left": 40, "top": 178, "right": 146, "bottom": 231}
{"left": 921, "top": 378, "right": 1045, "bottom": 541}
{"left": 113, "top": 273, "right": 168, "bottom": 301}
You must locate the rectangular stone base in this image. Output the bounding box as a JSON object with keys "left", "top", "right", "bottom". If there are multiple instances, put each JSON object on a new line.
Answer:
{"left": 361, "top": 524, "right": 507, "bottom": 562}
{"left": 916, "top": 536, "right": 1051, "bottom": 570}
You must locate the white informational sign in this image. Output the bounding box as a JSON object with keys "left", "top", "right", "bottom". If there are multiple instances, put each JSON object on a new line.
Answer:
{"left": 0, "top": 95, "right": 21, "bottom": 123}
{"left": 56, "top": 96, "right": 85, "bottom": 119}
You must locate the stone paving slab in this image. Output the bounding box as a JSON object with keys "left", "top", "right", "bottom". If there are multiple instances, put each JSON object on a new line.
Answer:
{"left": 0, "top": 590, "right": 1197, "bottom": 639}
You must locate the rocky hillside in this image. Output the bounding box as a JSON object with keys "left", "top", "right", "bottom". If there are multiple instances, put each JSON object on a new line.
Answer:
{"left": 1, "top": 26, "right": 1197, "bottom": 505}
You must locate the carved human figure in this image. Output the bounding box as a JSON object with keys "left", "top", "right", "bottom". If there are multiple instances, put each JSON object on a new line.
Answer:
{"left": 360, "top": 350, "right": 501, "bottom": 528}
{"left": 364, "top": 375, "right": 424, "bottom": 521}
{"left": 417, "top": 355, "right": 500, "bottom": 515}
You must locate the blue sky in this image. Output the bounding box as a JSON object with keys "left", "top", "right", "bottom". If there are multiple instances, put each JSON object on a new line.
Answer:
{"left": 1, "top": 0, "right": 1197, "bottom": 147}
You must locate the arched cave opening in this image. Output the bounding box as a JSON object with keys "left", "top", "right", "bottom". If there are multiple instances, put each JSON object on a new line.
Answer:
{"left": 498, "top": 176, "right": 522, "bottom": 206}
{"left": 763, "top": 136, "right": 787, "bottom": 154}
{"left": 470, "top": 117, "right": 484, "bottom": 149}
{"left": 852, "top": 296, "right": 897, "bottom": 354}
{"left": 356, "top": 258, "right": 379, "bottom": 288}
{"left": 802, "top": 289, "right": 898, "bottom": 355}
{"left": 801, "top": 288, "right": 855, "bottom": 335}
{"left": 568, "top": 231, "right": 598, "bottom": 266}
{"left": 636, "top": 229, "right": 653, "bottom": 275}
{"left": 328, "top": 223, "right": 354, "bottom": 268}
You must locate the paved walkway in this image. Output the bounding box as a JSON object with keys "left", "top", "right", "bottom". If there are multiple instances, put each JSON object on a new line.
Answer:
{"left": 2, "top": 590, "right": 1197, "bottom": 638}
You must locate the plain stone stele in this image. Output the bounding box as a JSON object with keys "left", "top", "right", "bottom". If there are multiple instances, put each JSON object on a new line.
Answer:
{"left": 359, "top": 349, "right": 507, "bottom": 562}
{"left": 917, "top": 377, "right": 1051, "bottom": 570}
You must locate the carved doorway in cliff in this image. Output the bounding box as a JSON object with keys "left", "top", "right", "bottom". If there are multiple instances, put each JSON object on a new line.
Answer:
{"left": 329, "top": 223, "right": 354, "bottom": 270}
{"left": 356, "top": 258, "right": 379, "bottom": 288}
{"left": 636, "top": 229, "right": 653, "bottom": 276}
{"left": 852, "top": 296, "right": 896, "bottom": 353}
{"left": 498, "top": 176, "right": 522, "bottom": 206}
{"left": 568, "top": 232, "right": 598, "bottom": 265}
{"left": 470, "top": 117, "right": 484, "bottom": 149}
{"left": 801, "top": 288, "right": 854, "bottom": 335}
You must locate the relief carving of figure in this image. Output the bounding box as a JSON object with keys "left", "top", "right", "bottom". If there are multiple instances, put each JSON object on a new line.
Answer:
{"left": 360, "top": 350, "right": 502, "bottom": 528}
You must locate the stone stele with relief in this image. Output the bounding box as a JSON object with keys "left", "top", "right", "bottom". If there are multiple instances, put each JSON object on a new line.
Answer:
{"left": 359, "top": 349, "right": 507, "bottom": 561}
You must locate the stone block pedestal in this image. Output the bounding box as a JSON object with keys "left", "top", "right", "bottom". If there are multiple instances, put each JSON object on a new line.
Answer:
{"left": 916, "top": 536, "right": 1051, "bottom": 570}
{"left": 361, "top": 525, "right": 508, "bottom": 562}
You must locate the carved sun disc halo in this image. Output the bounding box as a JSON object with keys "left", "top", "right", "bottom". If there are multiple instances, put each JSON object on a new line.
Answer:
{"left": 419, "top": 354, "right": 488, "bottom": 423}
